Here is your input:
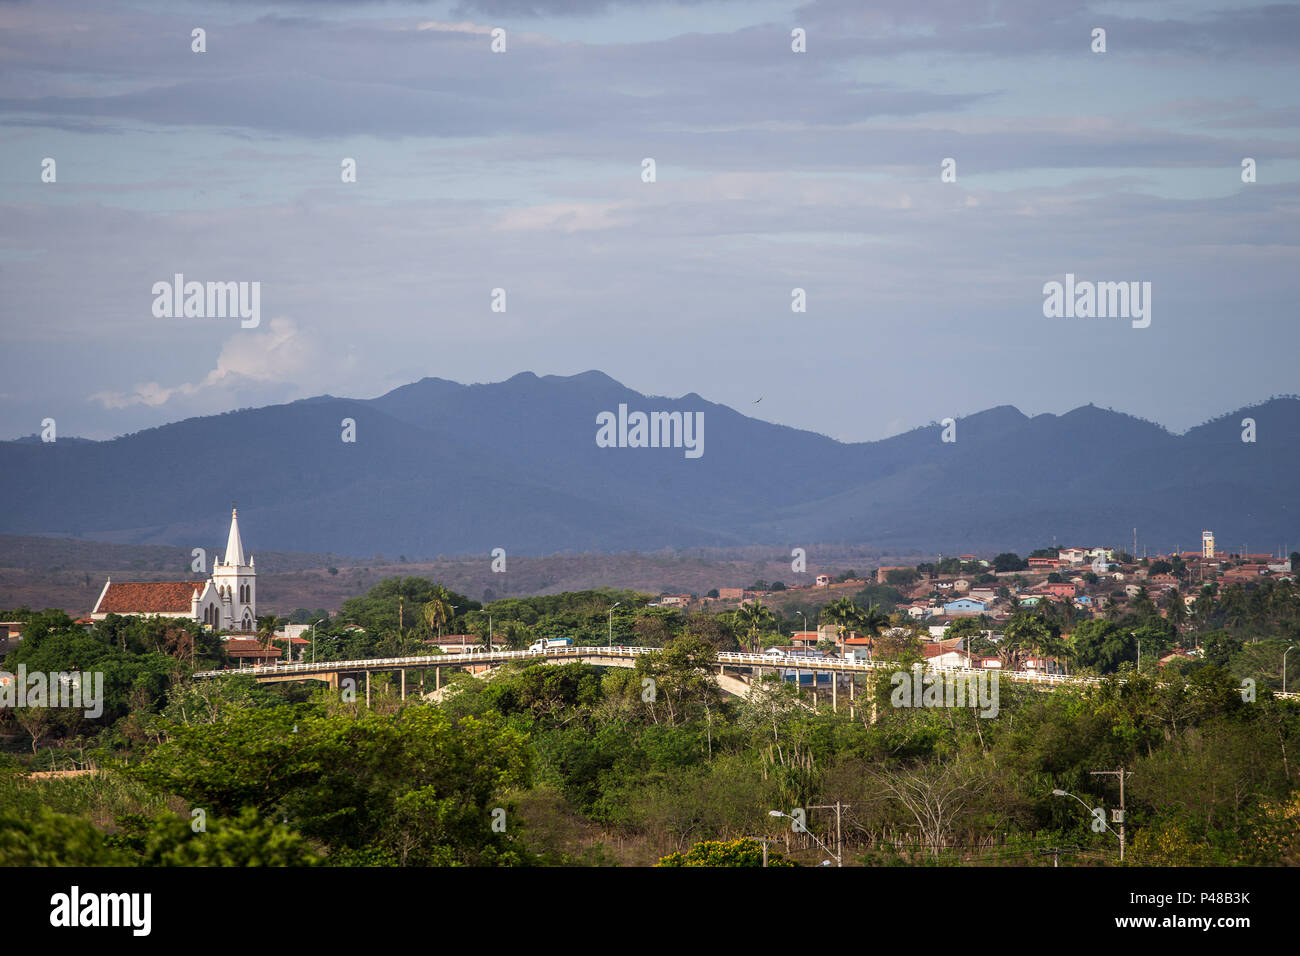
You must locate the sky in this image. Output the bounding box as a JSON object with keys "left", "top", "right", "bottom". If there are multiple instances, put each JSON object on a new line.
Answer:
{"left": 1, "top": 0, "right": 1297, "bottom": 443}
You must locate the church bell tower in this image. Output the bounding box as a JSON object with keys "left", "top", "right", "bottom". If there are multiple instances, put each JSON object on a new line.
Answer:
{"left": 211, "top": 506, "right": 256, "bottom": 633}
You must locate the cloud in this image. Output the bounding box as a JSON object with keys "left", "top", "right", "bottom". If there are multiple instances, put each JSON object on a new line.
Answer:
{"left": 89, "top": 317, "right": 321, "bottom": 409}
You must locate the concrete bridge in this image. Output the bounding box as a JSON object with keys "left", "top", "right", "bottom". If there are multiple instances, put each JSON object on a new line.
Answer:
{"left": 195, "top": 644, "right": 1292, "bottom": 712}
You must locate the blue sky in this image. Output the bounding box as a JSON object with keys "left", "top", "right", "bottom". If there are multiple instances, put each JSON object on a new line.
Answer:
{"left": 1, "top": 0, "right": 1297, "bottom": 442}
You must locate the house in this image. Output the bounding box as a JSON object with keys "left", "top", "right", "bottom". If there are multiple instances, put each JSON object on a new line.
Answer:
{"left": 843, "top": 635, "right": 875, "bottom": 658}
{"left": 717, "top": 587, "right": 745, "bottom": 601}
{"left": 0, "top": 621, "right": 23, "bottom": 655}
{"left": 922, "top": 643, "right": 973, "bottom": 668}
{"left": 952, "top": 579, "right": 971, "bottom": 592}
{"left": 1159, "top": 649, "right": 1198, "bottom": 668}
{"left": 1059, "top": 548, "right": 1087, "bottom": 565}
{"left": 1028, "top": 556, "right": 1061, "bottom": 569}
{"left": 815, "top": 574, "right": 832, "bottom": 588}
{"left": 1043, "top": 582, "right": 1077, "bottom": 598}
{"left": 968, "top": 588, "right": 998, "bottom": 604}
{"left": 91, "top": 508, "right": 257, "bottom": 633}
{"left": 222, "top": 638, "right": 282, "bottom": 665}
{"left": 943, "top": 597, "right": 988, "bottom": 616}
{"left": 658, "top": 593, "right": 692, "bottom": 607}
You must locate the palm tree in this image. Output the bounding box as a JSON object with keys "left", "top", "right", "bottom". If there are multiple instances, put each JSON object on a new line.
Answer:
{"left": 1166, "top": 589, "right": 1188, "bottom": 631}
{"left": 422, "top": 588, "right": 454, "bottom": 639}
{"left": 821, "top": 598, "right": 863, "bottom": 653}
{"left": 859, "top": 603, "right": 890, "bottom": 636}
{"left": 735, "top": 600, "right": 776, "bottom": 652}
{"left": 1005, "top": 613, "right": 1057, "bottom": 672}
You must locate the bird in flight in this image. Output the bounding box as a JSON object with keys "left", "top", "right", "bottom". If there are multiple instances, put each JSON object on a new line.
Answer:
{"left": 754, "top": 397, "right": 763, "bottom": 404}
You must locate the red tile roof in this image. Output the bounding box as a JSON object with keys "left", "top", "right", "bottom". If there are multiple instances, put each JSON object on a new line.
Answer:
{"left": 97, "top": 581, "right": 198, "bottom": 614}
{"left": 224, "top": 639, "right": 281, "bottom": 659}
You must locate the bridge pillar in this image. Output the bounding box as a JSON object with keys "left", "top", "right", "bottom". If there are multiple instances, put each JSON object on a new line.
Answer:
{"left": 849, "top": 675, "right": 855, "bottom": 720}
{"left": 436, "top": 667, "right": 441, "bottom": 691}
{"left": 401, "top": 669, "right": 406, "bottom": 701}
{"left": 832, "top": 672, "right": 837, "bottom": 713}
{"left": 365, "top": 671, "right": 371, "bottom": 709}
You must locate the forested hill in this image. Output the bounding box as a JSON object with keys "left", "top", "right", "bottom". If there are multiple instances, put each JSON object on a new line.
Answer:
{"left": 1, "top": 372, "right": 1296, "bottom": 557}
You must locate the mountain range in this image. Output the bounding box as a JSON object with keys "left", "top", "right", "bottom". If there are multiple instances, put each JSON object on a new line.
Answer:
{"left": 1, "top": 372, "right": 1296, "bottom": 559}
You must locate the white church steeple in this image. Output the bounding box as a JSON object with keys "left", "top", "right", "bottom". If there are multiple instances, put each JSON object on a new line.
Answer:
{"left": 212, "top": 504, "right": 255, "bottom": 632}
{"left": 224, "top": 506, "right": 246, "bottom": 567}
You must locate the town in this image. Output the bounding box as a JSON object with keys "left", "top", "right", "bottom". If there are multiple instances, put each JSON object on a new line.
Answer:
{"left": 3, "top": 508, "right": 1297, "bottom": 870}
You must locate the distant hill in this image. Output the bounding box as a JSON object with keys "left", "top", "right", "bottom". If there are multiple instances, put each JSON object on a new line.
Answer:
{"left": 1, "top": 372, "right": 1296, "bottom": 557}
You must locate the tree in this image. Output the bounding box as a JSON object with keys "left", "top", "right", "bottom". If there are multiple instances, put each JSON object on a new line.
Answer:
{"left": 1004, "top": 612, "right": 1061, "bottom": 671}
{"left": 1070, "top": 619, "right": 1135, "bottom": 673}
{"left": 0, "top": 808, "right": 133, "bottom": 866}
{"left": 423, "top": 589, "right": 454, "bottom": 639}
{"left": 993, "top": 553, "right": 1027, "bottom": 573}
{"left": 1127, "top": 586, "right": 1158, "bottom": 622}
{"left": 129, "top": 705, "right": 533, "bottom": 865}
{"left": 735, "top": 600, "right": 777, "bottom": 651}
{"left": 821, "top": 598, "right": 864, "bottom": 650}
{"left": 869, "top": 759, "right": 986, "bottom": 857}
{"left": 118, "top": 807, "right": 324, "bottom": 866}
{"left": 886, "top": 568, "right": 921, "bottom": 587}
{"left": 656, "top": 838, "right": 796, "bottom": 867}
{"left": 633, "top": 636, "right": 723, "bottom": 727}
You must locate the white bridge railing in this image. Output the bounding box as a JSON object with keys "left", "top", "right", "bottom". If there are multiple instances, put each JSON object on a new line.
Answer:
{"left": 194, "top": 644, "right": 1129, "bottom": 690}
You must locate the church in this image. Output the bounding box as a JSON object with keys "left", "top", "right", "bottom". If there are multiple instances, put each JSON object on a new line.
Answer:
{"left": 90, "top": 508, "right": 257, "bottom": 633}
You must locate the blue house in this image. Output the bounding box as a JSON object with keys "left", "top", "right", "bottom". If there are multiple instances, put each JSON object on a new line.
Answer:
{"left": 943, "top": 597, "right": 988, "bottom": 615}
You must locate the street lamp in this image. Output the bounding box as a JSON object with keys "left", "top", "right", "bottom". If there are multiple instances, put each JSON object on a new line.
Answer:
{"left": 768, "top": 810, "right": 841, "bottom": 867}
{"left": 1285, "top": 645, "right": 1296, "bottom": 694}
{"left": 1052, "top": 788, "right": 1122, "bottom": 859}
{"left": 311, "top": 618, "right": 324, "bottom": 664}
{"left": 608, "top": 602, "right": 621, "bottom": 647}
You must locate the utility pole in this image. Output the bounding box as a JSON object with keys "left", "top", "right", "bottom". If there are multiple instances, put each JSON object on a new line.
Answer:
{"left": 1090, "top": 768, "right": 1131, "bottom": 862}
{"left": 808, "top": 802, "right": 849, "bottom": 866}
{"left": 742, "top": 836, "right": 779, "bottom": 867}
